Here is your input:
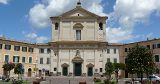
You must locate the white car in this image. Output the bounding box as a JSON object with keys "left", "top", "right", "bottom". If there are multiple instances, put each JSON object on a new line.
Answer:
{"left": 148, "top": 75, "right": 160, "bottom": 82}
{"left": 0, "top": 74, "right": 3, "bottom": 81}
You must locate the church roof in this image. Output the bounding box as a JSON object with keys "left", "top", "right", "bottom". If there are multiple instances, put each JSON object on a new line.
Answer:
{"left": 50, "top": 4, "right": 107, "bottom": 20}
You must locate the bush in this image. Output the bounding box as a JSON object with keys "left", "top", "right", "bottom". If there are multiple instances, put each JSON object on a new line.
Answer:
{"left": 104, "top": 79, "right": 116, "bottom": 84}
{"left": 104, "top": 79, "right": 110, "bottom": 84}
{"left": 94, "top": 78, "right": 101, "bottom": 82}
{"left": 12, "top": 80, "right": 23, "bottom": 84}
{"left": 110, "top": 80, "right": 116, "bottom": 84}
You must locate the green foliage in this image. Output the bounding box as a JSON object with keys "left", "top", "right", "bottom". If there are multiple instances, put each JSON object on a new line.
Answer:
{"left": 94, "top": 78, "right": 101, "bottom": 82}
{"left": 14, "top": 63, "right": 24, "bottom": 74}
{"left": 12, "top": 80, "right": 23, "bottom": 84}
{"left": 2, "top": 63, "right": 15, "bottom": 78}
{"left": 2, "top": 63, "right": 15, "bottom": 71}
{"left": 126, "top": 45, "right": 155, "bottom": 77}
{"left": 113, "top": 63, "right": 125, "bottom": 70}
{"left": 103, "top": 79, "right": 116, "bottom": 84}
{"left": 105, "top": 62, "right": 114, "bottom": 80}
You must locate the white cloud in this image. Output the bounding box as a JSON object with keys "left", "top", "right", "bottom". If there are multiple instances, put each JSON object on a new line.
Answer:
{"left": 106, "top": 27, "right": 134, "bottom": 43}
{"left": 24, "top": 32, "right": 48, "bottom": 43}
{"left": 28, "top": 0, "right": 160, "bottom": 43}
{"left": 25, "top": 32, "right": 37, "bottom": 39}
{"left": 28, "top": 0, "right": 106, "bottom": 28}
{"left": 36, "top": 36, "right": 49, "bottom": 43}
{"left": 0, "top": 0, "right": 9, "bottom": 4}
{"left": 107, "top": 0, "right": 160, "bottom": 43}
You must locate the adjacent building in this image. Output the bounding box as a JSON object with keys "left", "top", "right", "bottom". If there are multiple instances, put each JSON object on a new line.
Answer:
{"left": 0, "top": 37, "right": 38, "bottom": 77}
{"left": 120, "top": 38, "right": 160, "bottom": 78}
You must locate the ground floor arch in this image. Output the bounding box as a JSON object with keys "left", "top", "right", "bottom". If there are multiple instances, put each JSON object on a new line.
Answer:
{"left": 28, "top": 68, "right": 32, "bottom": 77}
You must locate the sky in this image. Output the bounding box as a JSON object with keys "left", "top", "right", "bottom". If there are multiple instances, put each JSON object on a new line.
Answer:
{"left": 0, "top": 0, "right": 160, "bottom": 43}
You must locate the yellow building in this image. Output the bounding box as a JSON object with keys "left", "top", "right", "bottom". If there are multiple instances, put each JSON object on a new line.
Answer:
{"left": 0, "top": 37, "right": 38, "bottom": 77}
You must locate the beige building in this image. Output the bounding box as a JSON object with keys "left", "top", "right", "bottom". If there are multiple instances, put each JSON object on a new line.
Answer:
{"left": 0, "top": 37, "right": 38, "bottom": 77}
{"left": 45, "top": 2, "right": 121, "bottom": 76}
{"left": 120, "top": 38, "right": 160, "bottom": 78}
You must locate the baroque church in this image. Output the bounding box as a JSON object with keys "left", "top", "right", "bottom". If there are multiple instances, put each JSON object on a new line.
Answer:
{"left": 44, "top": 1, "right": 120, "bottom": 76}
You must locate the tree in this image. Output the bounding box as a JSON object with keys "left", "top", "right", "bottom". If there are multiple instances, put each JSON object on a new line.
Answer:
{"left": 2, "top": 62, "right": 15, "bottom": 78}
{"left": 126, "top": 45, "right": 155, "bottom": 84}
{"left": 105, "top": 62, "right": 114, "bottom": 80}
{"left": 113, "top": 63, "right": 125, "bottom": 83}
{"left": 14, "top": 63, "right": 24, "bottom": 80}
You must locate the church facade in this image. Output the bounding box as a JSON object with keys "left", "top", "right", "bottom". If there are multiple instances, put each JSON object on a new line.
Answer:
{"left": 44, "top": 2, "right": 121, "bottom": 76}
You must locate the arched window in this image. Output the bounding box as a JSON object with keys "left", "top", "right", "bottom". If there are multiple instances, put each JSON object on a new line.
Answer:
{"left": 99, "top": 22, "right": 103, "bottom": 30}
{"left": 55, "top": 23, "right": 59, "bottom": 30}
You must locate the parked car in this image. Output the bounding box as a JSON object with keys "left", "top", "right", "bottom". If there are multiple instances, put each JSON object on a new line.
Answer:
{"left": 148, "top": 75, "right": 160, "bottom": 82}
{"left": 0, "top": 74, "right": 2, "bottom": 81}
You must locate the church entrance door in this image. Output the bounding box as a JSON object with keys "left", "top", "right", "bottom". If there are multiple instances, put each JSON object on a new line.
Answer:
{"left": 62, "top": 67, "right": 68, "bottom": 76}
{"left": 87, "top": 67, "right": 93, "bottom": 76}
{"left": 74, "top": 63, "right": 82, "bottom": 76}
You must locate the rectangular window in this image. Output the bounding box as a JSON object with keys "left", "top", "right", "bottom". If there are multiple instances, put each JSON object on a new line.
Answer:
{"left": 13, "top": 56, "right": 19, "bottom": 62}
{"left": 47, "top": 48, "right": 51, "bottom": 53}
{"left": 107, "top": 58, "right": 110, "bottom": 62}
{"left": 146, "top": 45, "right": 150, "bottom": 49}
{"left": 40, "top": 58, "right": 43, "bottom": 64}
{"left": 0, "top": 44, "right": 2, "bottom": 49}
{"left": 107, "top": 49, "right": 110, "bottom": 54}
{"left": 22, "top": 57, "right": 26, "bottom": 63}
{"left": 76, "top": 30, "right": 81, "bottom": 40}
{"left": 100, "top": 68, "right": 103, "bottom": 72}
{"left": 152, "top": 44, "right": 156, "bottom": 49}
{"left": 39, "top": 48, "right": 44, "bottom": 53}
{"left": 114, "top": 48, "right": 117, "bottom": 54}
{"left": 157, "top": 44, "right": 160, "bottom": 48}
{"left": 46, "top": 58, "right": 50, "bottom": 64}
{"left": 14, "top": 46, "right": 20, "bottom": 51}
{"left": 125, "top": 48, "right": 128, "bottom": 52}
{"left": 22, "top": 47, "right": 27, "bottom": 52}
{"left": 5, "top": 44, "right": 11, "bottom": 50}
{"left": 5, "top": 55, "right": 9, "bottom": 63}
{"left": 155, "top": 55, "right": 159, "bottom": 62}
{"left": 29, "top": 57, "right": 32, "bottom": 63}
{"left": 54, "top": 68, "right": 57, "bottom": 71}
{"left": 114, "top": 58, "right": 117, "bottom": 63}
{"left": 28, "top": 48, "right": 34, "bottom": 52}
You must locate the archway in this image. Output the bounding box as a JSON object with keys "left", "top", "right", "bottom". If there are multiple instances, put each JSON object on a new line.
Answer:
{"left": 28, "top": 68, "right": 32, "bottom": 77}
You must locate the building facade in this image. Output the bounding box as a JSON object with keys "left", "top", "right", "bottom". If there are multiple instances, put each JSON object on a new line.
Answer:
{"left": 120, "top": 39, "right": 160, "bottom": 78}
{"left": 0, "top": 37, "right": 38, "bottom": 77}
{"left": 36, "top": 2, "right": 121, "bottom": 77}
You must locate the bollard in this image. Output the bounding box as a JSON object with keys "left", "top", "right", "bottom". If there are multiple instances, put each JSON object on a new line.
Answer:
{"left": 69, "top": 80, "right": 70, "bottom": 84}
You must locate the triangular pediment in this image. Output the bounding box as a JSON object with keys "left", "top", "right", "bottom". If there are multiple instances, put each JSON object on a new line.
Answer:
{"left": 60, "top": 6, "right": 100, "bottom": 18}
